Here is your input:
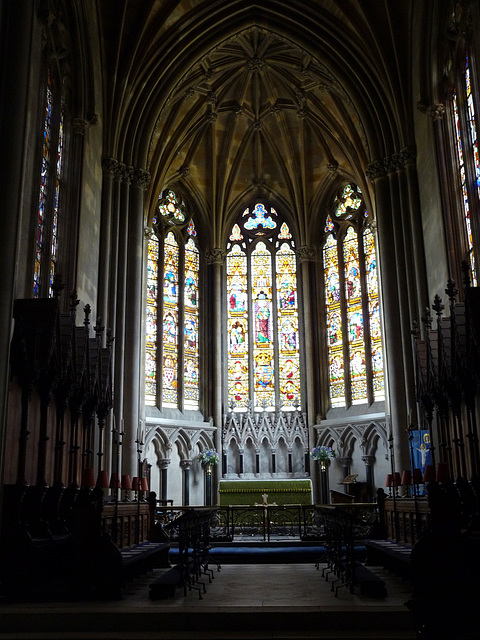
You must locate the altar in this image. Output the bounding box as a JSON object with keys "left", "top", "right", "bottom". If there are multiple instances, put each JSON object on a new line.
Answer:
{"left": 218, "top": 479, "right": 313, "bottom": 506}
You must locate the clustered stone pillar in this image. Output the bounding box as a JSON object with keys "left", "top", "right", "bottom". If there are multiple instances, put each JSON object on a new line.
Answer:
{"left": 159, "top": 458, "right": 171, "bottom": 503}
{"left": 362, "top": 455, "right": 375, "bottom": 502}
{"left": 366, "top": 156, "right": 418, "bottom": 473}
{"left": 205, "top": 248, "right": 226, "bottom": 504}
{"left": 205, "top": 464, "right": 213, "bottom": 505}
{"left": 124, "top": 168, "right": 151, "bottom": 476}
{"left": 181, "top": 460, "right": 192, "bottom": 506}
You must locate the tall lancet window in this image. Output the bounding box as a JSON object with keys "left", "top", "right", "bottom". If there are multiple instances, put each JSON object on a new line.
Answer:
{"left": 323, "top": 184, "right": 384, "bottom": 408}
{"left": 34, "top": 70, "right": 65, "bottom": 297}
{"left": 145, "top": 190, "right": 200, "bottom": 410}
{"left": 226, "top": 204, "right": 301, "bottom": 411}
{"left": 452, "top": 52, "right": 479, "bottom": 285}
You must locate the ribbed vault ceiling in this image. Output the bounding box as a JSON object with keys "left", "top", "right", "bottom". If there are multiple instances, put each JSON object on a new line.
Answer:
{"left": 147, "top": 27, "right": 367, "bottom": 238}
{"left": 99, "top": 1, "right": 413, "bottom": 245}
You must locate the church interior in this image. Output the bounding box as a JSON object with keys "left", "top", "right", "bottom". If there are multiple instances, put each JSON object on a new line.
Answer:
{"left": 1, "top": 1, "right": 480, "bottom": 638}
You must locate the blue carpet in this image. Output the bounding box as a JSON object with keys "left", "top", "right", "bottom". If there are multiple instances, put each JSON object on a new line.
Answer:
{"left": 169, "top": 545, "right": 366, "bottom": 564}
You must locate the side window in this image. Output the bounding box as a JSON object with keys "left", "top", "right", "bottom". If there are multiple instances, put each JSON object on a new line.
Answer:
{"left": 323, "top": 185, "right": 384, "bottom": 408}
{"left": 34, "top": 70, "right": 65, "bottom": 297}
{"left": 146, "top": 190, "right": 200, "bottom": 410}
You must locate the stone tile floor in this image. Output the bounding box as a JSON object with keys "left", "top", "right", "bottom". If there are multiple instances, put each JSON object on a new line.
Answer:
{"left": 0, "top": 563, "right": 417, "bottom": 639}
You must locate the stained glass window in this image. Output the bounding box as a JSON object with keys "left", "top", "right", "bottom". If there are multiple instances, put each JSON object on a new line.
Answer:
{"left": 453, "top": 91, "right": 476, "bottom": 285}
{"left": 145, "top": 190, "right": 200, "bottom": 410}
{"left": 323, "top": 184, "right": 384, "bottom": 407}
{"left": 451, "top": 51, "right": 480, "bottom": 287}
{"left": 34, "top": 71, "right": 65, "bottom": 298}
{"left": 324, "top": 234, "right": 344, "bottom": 406}
{"left": 145, "top": 235, "right": 159, "bottom": 405}
{"left": 227, "top": 203, "right": 300, "bottom": 411}
{"left": 184, "top": 237, "right": 199, "bottom": 408}
{"left": 465, "top": 55, "right": 480, "bottom": 199}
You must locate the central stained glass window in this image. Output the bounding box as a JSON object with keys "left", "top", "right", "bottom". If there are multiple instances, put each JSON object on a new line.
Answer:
{"left": 226, "top": 204, "right": 301, "bottom": 412}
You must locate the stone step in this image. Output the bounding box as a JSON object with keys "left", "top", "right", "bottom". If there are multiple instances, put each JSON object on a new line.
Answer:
{"left": 0, "top": 609, "right": 416, "bottom": 637}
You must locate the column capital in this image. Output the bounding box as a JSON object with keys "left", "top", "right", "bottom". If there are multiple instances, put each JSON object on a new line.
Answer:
{"left": 121, "top": 165, "right": 134, "bottom": 184}
{"left": 398, "top": 145, "right": 416, "bottom": 167}
{"left": 362, "top": 455, "right": 375, "bottom": 465}
{"left": 179, "top": 164, "right": 190, "bottom": 179}
{"left": 158, "top": 458, "right": 171, "bottom": 469}
{"left": 205, "top": 248, "right": 226, "bottom": 265}
{"left": 383, "top": 153, "right": 403, "bottom": 174}
{"left": 366, "top": 160, "right": 387, "bottom": 182}
{"left": 102, "top": 157, "right": 119, "bottom": 178}
{"left": 296, "top": 245, "right": 316, "bottom": 263}
{"left": 72, "top": 114, "right": 98, "bottom": 135}
{"left": 131, "top": 168, "right": 151, "bottom": 189}
{"left": 417, "top": 101, "right": 445, "bottom": 122}
{"left": 338, "top": 457, "right": 352, "bottom": 467}
{"left": 180, "top": 459, "right": 193, "bottom": 470}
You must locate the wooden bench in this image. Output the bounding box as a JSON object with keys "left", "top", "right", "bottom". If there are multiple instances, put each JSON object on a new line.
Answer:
{"left": 365, "top": 538, "right": 412, "bottom": 578}
{"left": 149, "top": 566, "right": 184, "bottom": 599}
{"left": 353, "top": 564, "right": 387, "bottom": 598}
{"left": 120, "top": 541, "right": 171, "bottom": 581}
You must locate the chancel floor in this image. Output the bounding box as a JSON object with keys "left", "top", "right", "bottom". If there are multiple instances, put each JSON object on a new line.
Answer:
{"left": 0, "top": 563, "right": 417, "bottom": 639}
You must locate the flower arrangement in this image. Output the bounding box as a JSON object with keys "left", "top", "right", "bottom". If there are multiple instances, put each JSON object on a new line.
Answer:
{"left": 197, "top": 448, "right": 220, "bottom": 466}
{"left": 310, "top": 445, "right": 336, "bottom": 463}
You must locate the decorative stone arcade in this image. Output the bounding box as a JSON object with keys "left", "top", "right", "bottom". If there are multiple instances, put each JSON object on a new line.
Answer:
{"left": 222, "top": 407, "right": 309, "bottom": 479}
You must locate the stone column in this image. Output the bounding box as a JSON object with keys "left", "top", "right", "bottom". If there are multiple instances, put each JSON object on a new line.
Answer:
{"left": 255, "top": 449, "right": 260, "bottom": 475}
{"left": 159, "top": 458, "right": 171, "bottom": 502}
{"left": 362, "top": 455, "right": 375, "bottom": 502}
{"left": 401, "top": 146, "right": 429, "bottom": 317}
{"left": 222, "top": 449, "right": 227, "bottom": 477}
{"left": 319, "top": 462, "right": 329, "bottom": 504}
{"left": 385, "top": 152, "right": 419, "bottom": 438}
{"left": 205, "top": 464, "right": 213, "bottom": 505}
{"left": 239, "top": 449, "right": 244, "bottom": 476}
{"left": 114, "top": 166, "right": 130, "bottom": 471}
{"left": 366, "top": 161, "right": 409, "bottom": 472}
{"left": 65, "top": 117, "right": 93, "bottom": 295}
{"left": 98, "top": 157, "right": 116, "bottom": 331}
{"left": 272, "top": 449, "right": 276, "bottom": 474}
{"left": 297, "top": 246, "right": 316, "bottom": 426}
{"left": 181, "top": 460, "right": 193, "bottom": 506}
{"left": 205, "top": 249, "right": 225, "bottom": 498}
{"left": 297, "top": 247, "right": 319, "bottom": 499}
{"left": 123, "top": 168, "right": 150, "bottom": 475}
{"left": 98, "top": 158, "right": 116, "bottom": 483}
{"left": 0, "top": 1, "right": 35, "bottom": 508}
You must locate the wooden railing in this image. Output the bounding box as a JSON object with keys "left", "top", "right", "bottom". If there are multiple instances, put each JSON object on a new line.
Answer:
{"left": 101, "top": 500, "right": 153, "bottom": 548}
{"left": 383, "top": 497, "right": 431, "bottom": 545}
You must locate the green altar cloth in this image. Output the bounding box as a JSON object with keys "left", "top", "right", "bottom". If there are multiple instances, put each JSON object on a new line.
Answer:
{"left": 218, "top": 479, "right": 313, "bottom": 506}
